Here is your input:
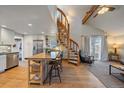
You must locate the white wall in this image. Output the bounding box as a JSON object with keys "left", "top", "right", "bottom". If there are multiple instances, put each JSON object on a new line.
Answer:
{"left": 48, "top": 5, "right": 57, "bottom": 22}
{"left": 48, "top": 5, "right": 58, "bottom": 34}
{"left": 70, "top": 23, "right": 105, "bottom": 48}
{"left": 23, "top": 35, "right": 46, "bottom": 58}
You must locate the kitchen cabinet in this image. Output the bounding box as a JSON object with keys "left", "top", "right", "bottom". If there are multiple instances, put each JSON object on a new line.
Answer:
{"left": 0, "top": 28, "right": 15, "bottom": 44}
{"left": 0, "top": 55, "right": 6, "bottom": 72}
{"left": 0, "top": 52, "right": 19, "bottom": 72}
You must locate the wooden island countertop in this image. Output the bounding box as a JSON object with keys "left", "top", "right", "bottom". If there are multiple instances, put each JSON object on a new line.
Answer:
{"left": 25, "top": 53, "right": 51, "bottom": 60}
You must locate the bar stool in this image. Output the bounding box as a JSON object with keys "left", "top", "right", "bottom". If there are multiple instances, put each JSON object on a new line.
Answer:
{"left": 57, "top": 51, "right": 63, "bottom": 72}
{"left": 48, "top": 58, "right": 61, "bottom": 85}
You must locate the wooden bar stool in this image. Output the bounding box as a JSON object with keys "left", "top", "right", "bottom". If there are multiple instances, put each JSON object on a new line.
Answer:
{"left": 48, "top": 59, "right": 61, "bottom": 85}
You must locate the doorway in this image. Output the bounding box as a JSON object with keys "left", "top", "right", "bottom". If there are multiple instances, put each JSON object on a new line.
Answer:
{"left": 14, "top": 37, "right": 23, "bottom": 61}
{"left": 90, "top": 36, "right": 102, "bottom": 61}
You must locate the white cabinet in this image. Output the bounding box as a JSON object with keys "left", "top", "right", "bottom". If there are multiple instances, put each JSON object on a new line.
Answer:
{"left": 0, "top": 55, "right": 6, "bottom": 72}
{"left": 0, "top": 28, "right": 15, "bottom": 44}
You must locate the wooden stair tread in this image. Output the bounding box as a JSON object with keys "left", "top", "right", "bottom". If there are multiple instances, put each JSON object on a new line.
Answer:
{"left": 69, "top": 58, "right": 78, "bottom": 61}
{"left": 69, "top": 55, "right": 78, "bottom": 57}
{"left": 69, "top": 60, "right": 77, "bottom": 64}
{"left": 69, "top": 50, "right": 75, "bottom": 52}
{"left": 69, "top": 51, "right": 77, "bottom": 53}
{"left": 69, "top": 53, "right": 78, "bottom": 55}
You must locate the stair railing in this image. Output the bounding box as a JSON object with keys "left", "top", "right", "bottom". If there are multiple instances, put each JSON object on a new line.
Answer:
{"left": 56, "top": 8, "right": 80, "bottom": 65}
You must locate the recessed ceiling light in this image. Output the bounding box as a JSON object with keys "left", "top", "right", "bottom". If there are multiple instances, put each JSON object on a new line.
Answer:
{"left": 28, "top": 24, "right": 32, "bottom": 26}
{"left": 51, "top": 32, "right": 55, "bottom": 34}
{"left": 1, "top": 25, "right": 7, "bottom": 27}
{"left": 41, "top": 32, "right": 44, "bottom": 34}
{"left": 24, "top": 32, "right": 28, "bottom": 34}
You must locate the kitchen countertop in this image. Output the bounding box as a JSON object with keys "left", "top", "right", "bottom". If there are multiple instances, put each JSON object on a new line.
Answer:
{"left": 25, "top": 53, "right": 51, "bottom": 61}
{"left": 0, "top": 52, "right": 19, "bottom": 55}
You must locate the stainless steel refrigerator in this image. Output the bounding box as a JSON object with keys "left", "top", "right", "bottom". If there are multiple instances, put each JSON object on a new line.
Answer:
{"left": 33, "top": 40, "right": 43, "bottom": 55}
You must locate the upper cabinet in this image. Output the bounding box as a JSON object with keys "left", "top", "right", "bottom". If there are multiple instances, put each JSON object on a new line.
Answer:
{"left": 0, "top": 28, "right": 15, "bottom": 45}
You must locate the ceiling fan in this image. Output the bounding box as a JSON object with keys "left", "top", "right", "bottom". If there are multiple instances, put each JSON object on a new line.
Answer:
{"left": 93, "top": 5, "right": 115, "bottom": 18}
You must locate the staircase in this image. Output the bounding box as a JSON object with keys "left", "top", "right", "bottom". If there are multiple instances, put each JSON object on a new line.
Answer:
{"left": 56, "top": 8, "right": 80, "bottom": 65}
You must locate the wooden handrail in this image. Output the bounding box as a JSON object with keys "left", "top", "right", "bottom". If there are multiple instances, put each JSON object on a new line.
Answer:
{"left": 70, "top": 38, "right": 79, "bottom": 48}
{"left": 57, "top": 8, "right": 79, "bottom": 49}
{"left": 57, "top": 8, "right": 69, "bottom": 25}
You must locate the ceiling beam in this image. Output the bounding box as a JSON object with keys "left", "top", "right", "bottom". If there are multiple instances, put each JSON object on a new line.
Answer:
{"left": 82, "top": 5, "right": 99, "bottom": 24}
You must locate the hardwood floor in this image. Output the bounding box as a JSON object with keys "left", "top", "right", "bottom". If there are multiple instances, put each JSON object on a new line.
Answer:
{"left": 0, "top": 60, "right": 105, "bottom": 88}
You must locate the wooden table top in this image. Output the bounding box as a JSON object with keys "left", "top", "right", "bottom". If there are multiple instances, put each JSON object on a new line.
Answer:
{"left": 110, "top": 62, "right": 124, "bottom": 71}
{"left": 110, "top": 62, "right": 124, "bottom": 67}
{"left": 25, "top": 53, "right": 51, "bottom": 60}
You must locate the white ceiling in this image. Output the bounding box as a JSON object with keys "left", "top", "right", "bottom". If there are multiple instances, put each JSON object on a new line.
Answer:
{"left": 0, "top": 5, "right": 123, "bottom": 36}
{"left": 0, "top": 5, "right": 56, "bottom": 35}
{"left": 57, "top": 5, "right": 91, "bottom": 23}
{"left": 58, "top": 5, "right": 124, "bottom": 36}
{"left": 88, "top": 5, "right": 124, "bottom": 36}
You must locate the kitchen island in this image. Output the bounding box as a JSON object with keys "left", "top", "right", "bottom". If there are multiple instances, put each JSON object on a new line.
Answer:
{"left": 0, "top": 52, "right": 19, "bottom": 72}
{"left": 25, "top": 53, "right": 51, "bottom": 85}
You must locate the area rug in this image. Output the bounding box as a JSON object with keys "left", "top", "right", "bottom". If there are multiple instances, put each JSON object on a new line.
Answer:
{"left": 87, "top": 61, "right": 124, "bottom": 88}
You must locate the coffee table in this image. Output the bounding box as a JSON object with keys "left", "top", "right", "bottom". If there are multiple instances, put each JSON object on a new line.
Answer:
{"left": 109, "top": 63, "right": 124, "bottom": 81}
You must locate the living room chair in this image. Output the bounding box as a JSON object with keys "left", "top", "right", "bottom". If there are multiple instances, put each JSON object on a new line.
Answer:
{"left": 79, "top": 50, "right": 94, "bottom": 64}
